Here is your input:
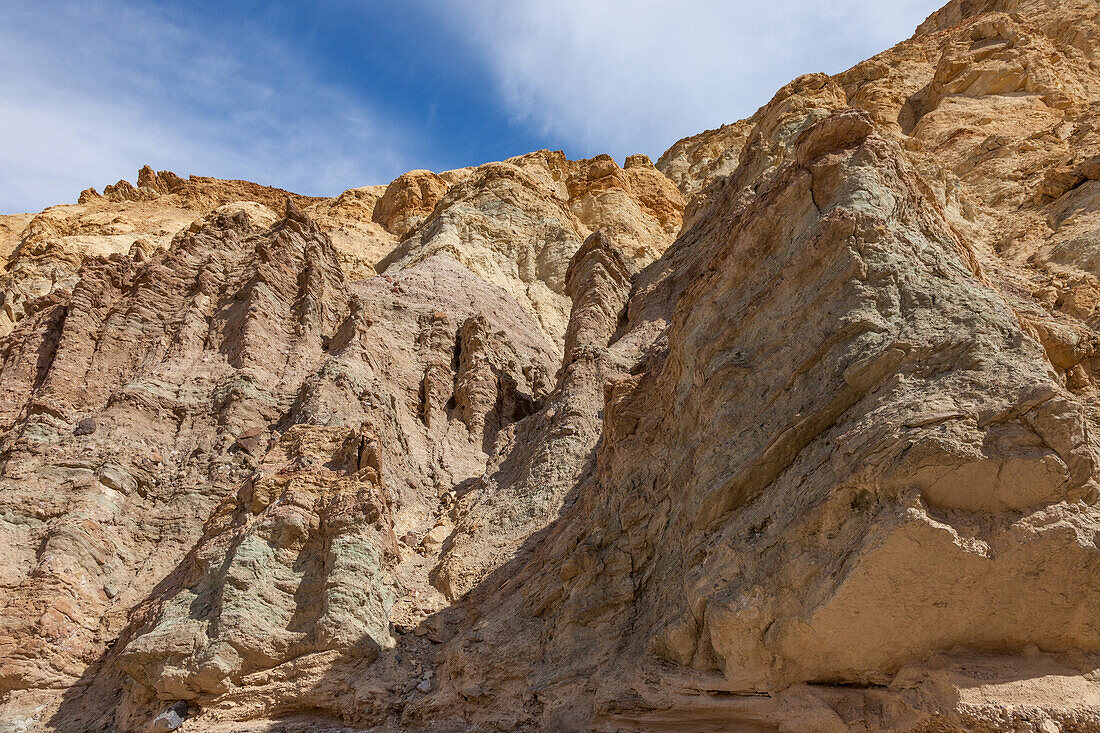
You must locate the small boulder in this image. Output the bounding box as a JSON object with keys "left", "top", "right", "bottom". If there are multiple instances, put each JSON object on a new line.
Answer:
{"left": 148, "top": 701, "right": 187, "bottom": 732}
{"left": 74, "top": 417, "right": 97, "bottom": 436}
{"left": 419, "top": 523, "right": 451, "bottom": 551}
{"left": 235, "top": 426, "right": 265, "bottom": 454}
{"left": 98, "top": 464, "right": 136, "bottom": 494}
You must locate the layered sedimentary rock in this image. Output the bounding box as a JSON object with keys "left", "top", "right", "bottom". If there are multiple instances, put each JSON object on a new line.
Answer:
{"left": 422, "top": 107, "right": 1100, "bottom": 732}
{"left": 4, "top": 0, "right": 1100, "bottom": 731}
{"left": 379, "top": 150, "right": 682, "bottom": 345}
{"left": 433, "top": 230, "right": 637, "bottom": 601}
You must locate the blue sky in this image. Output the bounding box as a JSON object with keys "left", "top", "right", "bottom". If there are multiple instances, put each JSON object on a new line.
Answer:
{"left": 1, "top": 0, "right": 942, "bottom": 214}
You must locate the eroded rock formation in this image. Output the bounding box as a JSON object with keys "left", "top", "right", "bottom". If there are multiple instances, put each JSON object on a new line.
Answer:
{"left": 3, "top": 0, "right": 1100, "bottom": 730}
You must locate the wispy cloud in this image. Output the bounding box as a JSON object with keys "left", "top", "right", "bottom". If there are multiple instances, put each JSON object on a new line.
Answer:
{"left": 444, "top": 0, "right": 942, "bottom": 161}
{"left": 0, "top": 2, "right": 414, "bottom": 213}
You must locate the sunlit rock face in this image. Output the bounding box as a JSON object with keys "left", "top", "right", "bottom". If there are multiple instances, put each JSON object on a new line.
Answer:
{"left": 4, "top": 1, "right": 1100, "bottom": 731}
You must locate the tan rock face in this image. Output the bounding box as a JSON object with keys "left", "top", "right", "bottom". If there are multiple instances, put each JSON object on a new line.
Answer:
{"left": 656, "top": 118, "right": 754, "bottom": 197}
{"left": 371, "top": 170, "right": 450, "bottom": 239}
{"left": 5, "top": 1, "right": 1100, "bottom": 731}
{"left": 0, "top": 170, "right": 325, "bottom": 339}
{"left": 0, "top": 198, "right": 559, "bottom": 727}
{"left": 116, "top": 425, "right": 399, "bottom": 702}
{"left": 378, "top": 150, "right": 682, "bottom": 346}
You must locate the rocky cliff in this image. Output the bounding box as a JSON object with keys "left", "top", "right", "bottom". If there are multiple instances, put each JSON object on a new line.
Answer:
{"left": 3, "top": 0, "right": 1100, "bottom": 730}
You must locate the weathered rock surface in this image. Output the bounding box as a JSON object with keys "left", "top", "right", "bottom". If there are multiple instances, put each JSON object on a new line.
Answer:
{"left": 4, "top": 0, "right": 1100, "bottom": 731}
{"left": 379, "top": 150, "right": 682, "bottom": 345}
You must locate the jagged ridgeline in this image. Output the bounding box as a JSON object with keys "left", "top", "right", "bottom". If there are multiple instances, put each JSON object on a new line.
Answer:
{"left": 3, "top": 0, "right": 1100, "bottom": 730}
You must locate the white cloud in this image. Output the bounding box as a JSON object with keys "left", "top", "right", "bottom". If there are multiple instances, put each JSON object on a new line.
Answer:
{"left": 0, "top": 2, "right": 413, "bottom": 213}
{"left": 445, "top": 0, "right": 942, "bottom": 161}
